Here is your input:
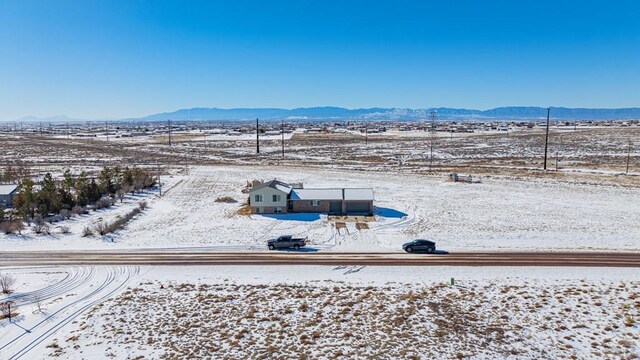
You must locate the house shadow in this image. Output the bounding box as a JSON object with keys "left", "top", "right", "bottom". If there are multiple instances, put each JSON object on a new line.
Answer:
{"left": 374, "top": 206, "right": 407, "bottom": 218}
{"left": 258, "top": 213, "right": 321, "bottom": 222}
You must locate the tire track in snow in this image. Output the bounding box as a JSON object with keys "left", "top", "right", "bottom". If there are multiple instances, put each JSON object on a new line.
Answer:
{"left": 1, "top": 267, "right": 94, "bottom": 307}
{"left": 0, "top": 266, "right": 139, "bottom": 359}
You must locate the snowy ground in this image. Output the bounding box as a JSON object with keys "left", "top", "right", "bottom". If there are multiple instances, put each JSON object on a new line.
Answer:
{"left": 2, "top": 265, "right": 639, "bottom": 359}
{"left": 0, "top": 266, "right": 139, "bottom": 359}
{"left": 3, "top": 165, "right": 640, "bottom": 252}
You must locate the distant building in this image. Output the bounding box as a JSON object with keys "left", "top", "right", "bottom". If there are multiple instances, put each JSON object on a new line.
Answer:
{"left": 0, "top": 184, "right": 19, "bottom": 208}
{"left": 249, "top": 180, "right": 374, "bottom": 215}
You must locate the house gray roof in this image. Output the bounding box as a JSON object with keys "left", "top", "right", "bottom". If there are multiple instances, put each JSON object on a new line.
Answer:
{"left": 0, "top": 184, "right": 18, "bottom": 196}
{"left": 343, "top": 188, "right": 374, "bottom": 201}
{"left": 251, "top": 180, "right": 293, "bottom": 194}
{"left": 291, "top": 189, "right": 343, "bottom": 201}
{"left": 291, "top": 188, "right": 374, "bottom": 201}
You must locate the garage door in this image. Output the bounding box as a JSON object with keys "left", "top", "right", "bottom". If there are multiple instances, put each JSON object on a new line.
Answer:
{"left": 329, "top": 201, "right": 342, "bottom": 214}
{"left": 345, "top": 201, "right": 370, "bottom": 214}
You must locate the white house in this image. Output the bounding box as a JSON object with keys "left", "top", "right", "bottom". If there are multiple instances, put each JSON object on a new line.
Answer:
{"left": 249, "top": 180, "right": 292, "bottom": 214}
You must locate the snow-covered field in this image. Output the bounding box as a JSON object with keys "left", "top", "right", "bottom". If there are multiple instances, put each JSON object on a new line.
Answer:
{"left": 3, "top": 165, "right": 640, "bottom": 252}
{"left": 2, "top": 265, "right": 639, "bottom": 359}
{"left": 0, "top": 266, "right": 139, "bottom": 359}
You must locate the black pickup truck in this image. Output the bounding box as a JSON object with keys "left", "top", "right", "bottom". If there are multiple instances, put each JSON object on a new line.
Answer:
{"left": 267, "top": 235, "right": 307, "bottom": 250}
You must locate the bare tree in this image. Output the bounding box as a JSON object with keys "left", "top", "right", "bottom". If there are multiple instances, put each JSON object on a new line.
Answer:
{"left": 0, "top": 300, "right": 17, "bottom": 322}
{"left": 115, "top": 188, "right": 125, "bottom": 203}
{"left": 0, "top": 273, "right": 16, "bottom": 294}
{"left": 34, "top": 295, "right": 45, "bottom": 314}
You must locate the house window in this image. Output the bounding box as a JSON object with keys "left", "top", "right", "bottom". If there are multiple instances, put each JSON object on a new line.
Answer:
{"left": 254, "top": 194, "right": 263, "bottom": 202}
{"left": 311, "top": 200, "right": 320, "bottom": 207}
{"left": 273, "top": 194, "right": 281, "bottom": 202}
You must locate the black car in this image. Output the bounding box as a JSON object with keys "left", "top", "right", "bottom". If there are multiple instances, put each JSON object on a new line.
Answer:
{"left": 402, "top": 239, "right": 436, "bottom": 253}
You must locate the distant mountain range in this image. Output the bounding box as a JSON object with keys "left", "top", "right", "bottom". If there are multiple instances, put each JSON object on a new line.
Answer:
{"left": 132, "top": 106, "right": 640, "bottom": 121}
{"left": 11, "top": 106, "right": 640, "bottom": 123}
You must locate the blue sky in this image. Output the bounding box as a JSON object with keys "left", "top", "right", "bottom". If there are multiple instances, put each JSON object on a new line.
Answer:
{"left": 1, "top": 1, "right": 639, "bottom": 120}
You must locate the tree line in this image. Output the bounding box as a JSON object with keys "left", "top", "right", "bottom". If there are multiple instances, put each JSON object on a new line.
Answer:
{"left": 1, "top": 166, "right": 156, "bottom": 225}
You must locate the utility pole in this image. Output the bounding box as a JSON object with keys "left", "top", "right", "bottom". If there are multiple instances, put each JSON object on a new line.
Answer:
{"left": 627, "top": 140, "right": 632, "bottom": 174}
{"left": 543, "top": 107, "right": 551, "bottom": 170}
{"left": 256, "top": 118, "right": 260, "bottom": 154}
{"left": 429, "top": 111, "right": 437, "bottom": 167}
{"left": 168, "top": 119, "right": 172, "bottom": 146}
{"left": 365, "top": 123, "right": 368, "bottom": 146}
{"left": 556, "top": 135, "right": 562, "bottom": 172}
{"left": 281, "top": 119, "right": 285, "bottom": 157}
{"left": 157, "top": 164, "right": 162, "bottom": 197}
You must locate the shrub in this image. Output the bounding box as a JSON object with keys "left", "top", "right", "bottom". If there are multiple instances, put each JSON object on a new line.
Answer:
{"left": 94, "top": 198, "right": 113, "bottom": 210}
{"left": 82, "top": 226, "right": 93, "bottom": 237}
{"left": 215, "top": 196, "right": 238, "bottom": 203}
{"left": 92, "top": 208, "right": 142, "bottom": 237}
{"left": 72, "top": 205, "right": 85, "bottom": 216}
{"left": 0, "top": 222, "right": 14, "bottom": 234}
{"left": 93, "top": 221, "right": 109, "bottom": 236}
{"left": 59, "top": 225, "right": 71, "bottom": 234}
{"left": 59, "top": 209, "right": 72, "bottom": 220}
{"left": 138, "top": 200, "right": 148, "bottom": 210}
{"left": 32, "top": 222, "right": 48, "bottom": 234}
{"left": 33, "top": 214, "right": 45, "bottom": 226}
{"left": 0, "top": 273, "right": 16, "bottom": 294}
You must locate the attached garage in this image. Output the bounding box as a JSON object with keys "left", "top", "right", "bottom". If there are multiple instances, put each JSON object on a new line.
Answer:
{"left": 281, "top": 184, "right": 374, "bottom": 215}
{"left": 343, "top": 188, "right": 374, "bottom": 215}
{"left": 345, "top": 201, "right": 371, "bottom": 214}
{"left": 329, "top": 201, "right": 342, "bottom": 214}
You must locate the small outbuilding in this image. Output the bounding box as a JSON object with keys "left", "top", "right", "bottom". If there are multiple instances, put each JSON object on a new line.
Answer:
{"left": 0, "top": 184, "right": 18, "bottom": 208}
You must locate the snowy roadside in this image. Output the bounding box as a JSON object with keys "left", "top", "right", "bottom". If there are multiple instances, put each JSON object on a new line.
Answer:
{"left": 3, "top": 265, "right": 637, "bottom": 359}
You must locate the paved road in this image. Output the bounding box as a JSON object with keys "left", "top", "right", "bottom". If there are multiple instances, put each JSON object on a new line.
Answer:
{"left": 3, "top": 251, "right": 640, "bottom": 267}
